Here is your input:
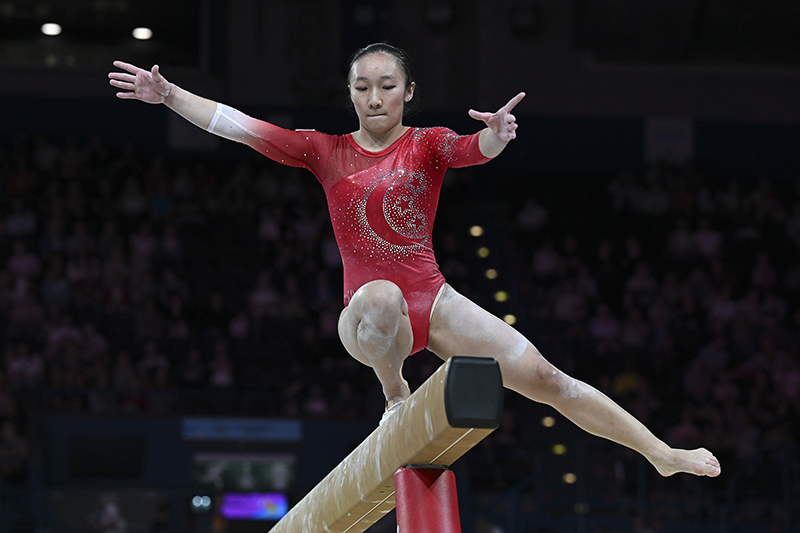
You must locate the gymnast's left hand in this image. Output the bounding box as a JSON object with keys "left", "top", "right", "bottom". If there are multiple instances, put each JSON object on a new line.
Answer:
{"left": 468, "top": 92, "right": 526, "bottom": 142}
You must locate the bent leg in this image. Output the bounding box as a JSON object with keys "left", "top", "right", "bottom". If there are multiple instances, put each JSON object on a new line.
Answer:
{"left": 338, "top": 280, "right": 413, "bottom": 406}
{"left": 427, "top": 285, "right": 720, "bottom": 478}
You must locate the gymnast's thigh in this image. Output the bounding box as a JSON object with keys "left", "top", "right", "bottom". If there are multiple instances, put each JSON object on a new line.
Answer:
{"left": 426, "top": 284, "right": 542, "bottom": 373}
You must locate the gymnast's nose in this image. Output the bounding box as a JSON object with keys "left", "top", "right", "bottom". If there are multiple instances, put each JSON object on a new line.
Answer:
{"left": 368, "top": 90, "right": 382, "bottom": 108}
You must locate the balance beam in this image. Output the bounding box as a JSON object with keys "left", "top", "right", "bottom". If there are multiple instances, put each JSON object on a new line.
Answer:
{"left": 269, "top": 356, "right": 503, "bottom": 533}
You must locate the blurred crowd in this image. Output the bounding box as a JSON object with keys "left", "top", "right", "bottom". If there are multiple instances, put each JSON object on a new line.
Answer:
{"left": 0, "top": 132, "right": 798, "bottom": 525}
{"left": 521, "top": 163, "right": 800, "bottom": 473}
{"left": 465, "top": 162, "right": 800, "bottom": 526}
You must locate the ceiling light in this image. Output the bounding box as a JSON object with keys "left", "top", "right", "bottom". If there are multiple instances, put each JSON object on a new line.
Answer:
{"left": 132, "top": 27, "right": 153, "bottom": 40}
{"left": 41, "top": 23, "right": 62, "bottom": 36}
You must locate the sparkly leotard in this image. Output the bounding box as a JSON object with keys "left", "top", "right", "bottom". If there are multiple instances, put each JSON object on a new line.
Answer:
{"left": 243, "top": 124, "right": 490, "bottom": 354}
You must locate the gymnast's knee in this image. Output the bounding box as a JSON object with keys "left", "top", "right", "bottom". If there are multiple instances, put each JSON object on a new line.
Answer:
{"left": 351, "top": 280, "right": 408, "bottom": 326}
{"left": 507, "top": 353, "right": 569, "bottom": 403}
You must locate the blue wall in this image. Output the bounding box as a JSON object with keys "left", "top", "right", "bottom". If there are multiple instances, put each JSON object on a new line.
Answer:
{"left": 42, "top": 414, "right": 373, "bottom": 493}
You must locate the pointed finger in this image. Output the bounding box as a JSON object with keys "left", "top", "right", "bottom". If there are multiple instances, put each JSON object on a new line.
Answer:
{"left": 501, "top": 92, "right": 526, "bottom": 113}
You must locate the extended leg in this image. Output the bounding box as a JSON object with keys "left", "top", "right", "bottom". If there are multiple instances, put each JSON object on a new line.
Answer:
{"left": 427, "top": 285, "right": 720, "bottom": 477}
{"left": 338, "top": 280, "right": 413, "bottom": 406}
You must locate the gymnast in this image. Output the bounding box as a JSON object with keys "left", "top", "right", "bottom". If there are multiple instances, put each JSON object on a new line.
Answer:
{"left": 109, "top": 43, "right": 720, "bottom": 478}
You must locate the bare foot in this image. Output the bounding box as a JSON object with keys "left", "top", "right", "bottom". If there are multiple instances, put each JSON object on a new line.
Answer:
{"left": 386, "top": 393, "right": 409, "bottom": 410}
{"left": 379, "top": 397, "right": 407, "bottom": 426}
{"left": 652, "top": 448, "right": 721, "bottom": 477}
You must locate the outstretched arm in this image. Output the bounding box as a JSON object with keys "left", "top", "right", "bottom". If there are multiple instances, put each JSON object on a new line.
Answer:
{"left": 468, "top": 92, "right": 526, "bottom": 159}
{"left": 109, "top": 61, "right": 217, "bottom": 130}
{"left": 109, "top": 61, "right": 289, "bottom": 153}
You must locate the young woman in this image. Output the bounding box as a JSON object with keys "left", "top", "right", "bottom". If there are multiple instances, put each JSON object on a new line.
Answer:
{"left": 109, "top": 43, "right": 720, "bottom": 478}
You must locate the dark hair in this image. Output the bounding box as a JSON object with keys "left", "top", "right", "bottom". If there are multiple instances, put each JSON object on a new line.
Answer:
{"left": 346, "top": 43, "right": 419, "bottom": 116}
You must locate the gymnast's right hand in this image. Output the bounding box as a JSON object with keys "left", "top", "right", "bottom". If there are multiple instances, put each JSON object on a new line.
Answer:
{"left": 108, "top": 61, "right": 174, "bottom": 104}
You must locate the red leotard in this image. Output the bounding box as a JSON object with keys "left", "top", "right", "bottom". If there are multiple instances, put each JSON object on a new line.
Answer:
{"left": 245, "top": 125, "right": 490, "bottom": 354}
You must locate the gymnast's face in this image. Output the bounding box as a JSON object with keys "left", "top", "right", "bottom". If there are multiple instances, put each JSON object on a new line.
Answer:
{"left": 349, "top": 53, "right": 415, "bottom": 136}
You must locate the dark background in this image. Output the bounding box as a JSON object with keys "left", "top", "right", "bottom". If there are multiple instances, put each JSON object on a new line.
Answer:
{"left": 0, "top": 1, "right": 799, "bottom": 532}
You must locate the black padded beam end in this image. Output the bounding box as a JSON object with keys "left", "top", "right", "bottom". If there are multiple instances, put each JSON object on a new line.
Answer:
{"left": 444, "top": 356, "right": 504, "bottom": 429}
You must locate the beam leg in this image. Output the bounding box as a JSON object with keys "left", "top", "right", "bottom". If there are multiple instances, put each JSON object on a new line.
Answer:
{"left": 268, "top": 357, "right": 502, "bottom": 533}
{"left": 395, "top": 466, "right": 462, "bottom": 533}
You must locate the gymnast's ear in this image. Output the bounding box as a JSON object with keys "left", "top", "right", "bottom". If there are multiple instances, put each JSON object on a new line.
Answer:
{"left": 404, "top": 82, "right": 415, "bottom": 102}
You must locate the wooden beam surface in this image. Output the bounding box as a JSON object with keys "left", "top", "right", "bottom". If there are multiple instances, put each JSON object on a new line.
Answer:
{"left": 269, "top": 356, "right": 503, "bottom": 533}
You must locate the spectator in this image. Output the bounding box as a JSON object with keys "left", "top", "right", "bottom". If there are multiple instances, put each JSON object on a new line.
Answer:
{"left": 88, "top": 492, "right": 128, "bottom": 533}
{"left": 751, "top": 251, "right": 778, "bottom": 290}
{"left": 4, "top": 199, "right": 37, "bottom": 238}
{"left": 552, "top": 279, "right": 587, "bottom": 324}
{"left": 158, "top": 223, "right": 184, "bottom": 267}
{"left": 0, "top": 420, "right": 28, "bottom": 483}
{"left": 119, "top": 177, "right": 147, "bottom": 218}
{"left": 129, "top": 222, "right": 158, "bottom": 275}
{"left": 587, "top": 303, "right": 620, "bottom": 356}
{"left": 46, "top": 313, "right": 83, "bottom": 358}
{"left": 175, "top": 347, "right": 208, "bottom": 389}
{"left": 249, "top": 270, "right": 280, "bottom": 324}
{"left": 227, "top": 310, "right": 251, "bottom": 342}
{"left": 133, "top": 297, "right": 164, "bottom": 343}
{"left": 137, "top": 342, "right": 169, "bottom": 387}
{"left": 666, "top": 407, "right": 702, "bottom": 449}
{"left": 5, "top": 342, "right": 44, "bottom": 390}
{"left": 697, "top": 334, "right": 730, "bottom": 374}
{"left": 624, "top": 262, "right": 659, "bottom": 311}
{"left": 209, "top": 340, "right": 234, "bottom": 388}
{"left": 65, "top": 220, "right": 96, "bottom": 256}
{"left": 40, "top": 256, "right": 72, "bottom": 310}
{"left": 532, "top": 239, "right": 561, "bottom": 282}
{"left": 33, "top": 134, "right": 59, "bottom": 176}
{"left": 693, "top": 217, "right": 723, "bottom": 259}
{"left": 7, "top": 241, "right": 42, "bottom": 283}
{"left": 619, "top": 307, "right": 650, "bottom": 354}
{"left": 303, "top": 384, "right": 330, "bottom": 417}
{"left": 0, "top": 372, "right": 16, "bottom": 420}
{"left": 515, "top": 197, "right": 549, "bottom": 233}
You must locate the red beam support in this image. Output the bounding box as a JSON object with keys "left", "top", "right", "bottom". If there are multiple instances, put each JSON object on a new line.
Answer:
{"left": 395, "top": 466, "right": 462, "bottom": 533}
